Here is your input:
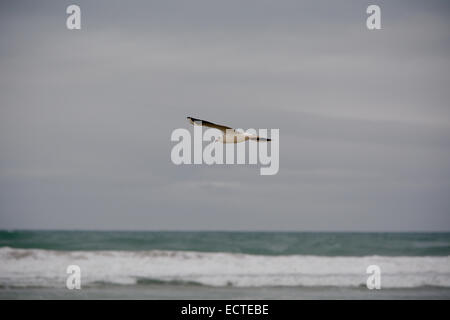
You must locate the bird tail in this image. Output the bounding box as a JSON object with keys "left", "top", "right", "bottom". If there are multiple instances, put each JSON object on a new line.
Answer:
{"left": 250, "top": 136, "right": 271, "bottom": 142}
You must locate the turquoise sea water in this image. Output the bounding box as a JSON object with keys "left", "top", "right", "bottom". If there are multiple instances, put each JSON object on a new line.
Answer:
{"left": 1, "top": 231, "right": 450, "bottom": 256}
{"left": 1, "top": 231, "right": 450, "bottom": 299}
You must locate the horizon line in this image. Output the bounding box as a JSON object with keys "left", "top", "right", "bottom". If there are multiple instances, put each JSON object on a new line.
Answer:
{"left": 1, "top": 229, "right": 450, "bottom": 233}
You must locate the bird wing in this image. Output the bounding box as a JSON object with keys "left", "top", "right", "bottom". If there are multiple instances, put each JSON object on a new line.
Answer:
{"left": 187, "top": 117, "right": 234, "bottom": 133}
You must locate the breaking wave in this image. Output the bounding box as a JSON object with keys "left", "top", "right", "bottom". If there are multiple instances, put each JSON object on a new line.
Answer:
{"left": 1, "top": 247, "right": 449, "bottom": 288}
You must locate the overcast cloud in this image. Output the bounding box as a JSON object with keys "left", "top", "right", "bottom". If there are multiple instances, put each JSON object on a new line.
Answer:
{"left": 1, "top": 0, "right": 449, "bottom": 231}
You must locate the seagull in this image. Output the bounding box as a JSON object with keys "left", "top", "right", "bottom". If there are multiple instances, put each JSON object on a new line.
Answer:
{"left": 187, "top": 117, "right": 271, "bottom": 143}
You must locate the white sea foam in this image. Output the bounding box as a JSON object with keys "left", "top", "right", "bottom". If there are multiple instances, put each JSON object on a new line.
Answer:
{"left": 0, "top": 247, "right": 449, "bottom": 288}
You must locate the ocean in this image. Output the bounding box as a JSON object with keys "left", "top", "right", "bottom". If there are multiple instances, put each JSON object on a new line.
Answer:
{"left": 0, "top": 231, "right": 449, "bottom": 299}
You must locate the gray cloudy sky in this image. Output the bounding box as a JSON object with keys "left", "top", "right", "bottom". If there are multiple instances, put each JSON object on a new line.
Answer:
{"left": 1, "top": 0, "right": 449, "bottom": 231}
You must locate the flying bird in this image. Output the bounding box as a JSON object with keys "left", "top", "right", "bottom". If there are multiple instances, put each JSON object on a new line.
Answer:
{"left": 187, "top": 117, "right": 271, "bottom": 143}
